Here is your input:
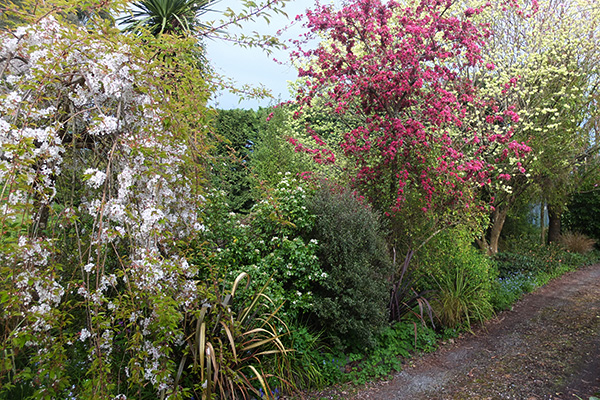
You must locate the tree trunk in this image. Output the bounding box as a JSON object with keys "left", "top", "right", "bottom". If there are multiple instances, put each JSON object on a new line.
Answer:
{"left": 475, "top": 236, "right": 489, "bottom": 254}
{"left": 540, "top": 201, "right": 546, "bottom": 245}
{"left": 488, "top": 206, "right": 509, "bottom": 255}
{"left": 547, "top": 203, "right": 562, "bottom": 244}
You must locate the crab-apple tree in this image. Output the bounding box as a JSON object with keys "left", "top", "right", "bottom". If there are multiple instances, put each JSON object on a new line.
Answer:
{"left": 288, "top": 0, "right": 531, "bottom": 251}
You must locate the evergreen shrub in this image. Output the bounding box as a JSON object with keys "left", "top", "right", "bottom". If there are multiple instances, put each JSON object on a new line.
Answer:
{"left": 307, "top": 183, "right": 393, "bottom": 350}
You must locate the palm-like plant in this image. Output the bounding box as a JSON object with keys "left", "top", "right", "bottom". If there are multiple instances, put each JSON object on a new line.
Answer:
{"left": 119, "top": 0, "right": 213, "bottom": 37}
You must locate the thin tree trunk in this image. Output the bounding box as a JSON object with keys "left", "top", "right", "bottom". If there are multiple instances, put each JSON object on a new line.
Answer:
{"left": 547, "top": 203, "right": 562, "bottom": 244}
{"left": 540, "top": 200, "right": 546, "bottom": 245}
{"left": 475, "top": 236, "right": 489, "bottom": 254}
{"left": 488, "top": 206, "right": 509, "bottom": 255}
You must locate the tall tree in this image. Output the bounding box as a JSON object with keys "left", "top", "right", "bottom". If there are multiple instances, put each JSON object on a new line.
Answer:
{"left": 288, "top": 0, "right": 529, "bottom": 254}
{"left": 471, "top": 0, "right": 600, "bottom": 253}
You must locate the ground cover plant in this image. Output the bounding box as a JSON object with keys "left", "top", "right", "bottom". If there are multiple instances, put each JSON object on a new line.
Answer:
{"left": 490, "top": 242, "right": 600, "bottom": 311}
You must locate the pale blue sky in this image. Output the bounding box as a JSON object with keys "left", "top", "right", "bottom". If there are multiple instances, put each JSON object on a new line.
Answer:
{"left": 205, "top": 0, "right": 339, "bottom": 109}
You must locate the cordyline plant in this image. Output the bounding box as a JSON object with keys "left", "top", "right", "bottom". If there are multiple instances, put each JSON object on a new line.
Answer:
{"left": 288, "top": 0, "right": 532, "bottom": 254}
{"left": 0, "top": 1, "right": 291, "bottom": 399}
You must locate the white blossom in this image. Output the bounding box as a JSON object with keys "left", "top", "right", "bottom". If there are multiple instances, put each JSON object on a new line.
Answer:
{"left": 84, "top": 168, "right": 107, "bottom": 189}
{"left": 79, "top": 328, "right": 91, "bottom": 342}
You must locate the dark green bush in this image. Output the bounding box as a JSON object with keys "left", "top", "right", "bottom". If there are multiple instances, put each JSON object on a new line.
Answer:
{"left": 565, "top": 190, "right": 600, "bottom": 241}
{"left": 307, "top": 183, "right": 393, "bottom": 350}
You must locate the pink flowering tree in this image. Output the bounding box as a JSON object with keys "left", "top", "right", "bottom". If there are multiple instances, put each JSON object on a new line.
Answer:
{"left": 288, "top": 0, "right": 530, "bottom": 254}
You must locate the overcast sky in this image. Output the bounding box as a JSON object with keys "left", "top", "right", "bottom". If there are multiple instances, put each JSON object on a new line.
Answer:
{"left": 205, "top": 0, "right": 338, "bottom": 110}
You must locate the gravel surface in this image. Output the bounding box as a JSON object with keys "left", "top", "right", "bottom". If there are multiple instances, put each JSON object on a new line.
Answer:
{"left": 347, "top": 263, "right": 600, "bottom": 400}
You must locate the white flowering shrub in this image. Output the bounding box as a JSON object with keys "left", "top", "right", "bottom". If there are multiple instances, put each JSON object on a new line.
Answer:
{"left": 197, "top": 175, "right": 326, "bottom": 319}
{"left": 196, "top": 174, "right": 394, "bottom": 351}
{"left": 0, "top": 5, "right": 281, "bottom": 399}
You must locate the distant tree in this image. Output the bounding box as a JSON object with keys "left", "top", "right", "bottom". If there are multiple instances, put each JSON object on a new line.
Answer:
{"left": 213, "top": 109, "right": 261, "bottom": 212}
{"left": 249, "top": 106, "right": 317, "bottom": 187}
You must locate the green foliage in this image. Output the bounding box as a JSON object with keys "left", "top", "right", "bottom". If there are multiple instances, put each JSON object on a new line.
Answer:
{"left": 212, "top": 109, "right": 261, "bottom": 213}
{"left": 196, "top": 176, "right": 405, "bottom": 387}
{"left": 500, "top": 202, "right": 540, "bottom": 250}
{"left": 565, "top": 190, "right": 600, "bottom": 241}
{"left": 492, "top": 251, "right": 547, "bottom": 279}
{"left": 433, "top": 264, "right": 495, "bottom": 331}
{"left": 250, "top": 107, "right": 315, "bottom": 188}
{"left": 279, "top": 323, "right": 330, "bottom": 390}
{"left": 492, "top": 243, "right": 600, "bottom": 279}
{"left": 307, "top": 182, "right": 393, "bottom": 350}
{"left": 490, "top": 272, "right": 538, "bottom": 311}
{"left": 345, "top": 322, "right": 438, "bottom": 385}
{"left": 490, "top": 243, "right": 600, "bottom": 311}
{"left": 201, "top": 177, "right": 394, "bottom": 351}
{"left": 416, "top": 230, "right": 496, "bottom": 331}
{"left": 0, "top": 0, "right": 28, "bottom": 29}
{"left": 288, "top": 321, "right": 438, "bottom": 388}
{"left": 197, "top": 177, "right": 324, "bottom": 320}
{"left": 178, "top": 273, "right": 291, "bottom": 400}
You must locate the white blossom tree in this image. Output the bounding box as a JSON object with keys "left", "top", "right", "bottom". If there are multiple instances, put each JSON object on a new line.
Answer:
{"left": 468, "top": 0, "right": 600, "bottom": 253}
{"left": 0, "top": 1, "right": 290, "bottom": 398}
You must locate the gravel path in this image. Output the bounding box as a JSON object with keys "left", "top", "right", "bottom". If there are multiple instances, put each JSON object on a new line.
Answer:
{"left": 349, "top": 263, "right": 600, "bottom": 400}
